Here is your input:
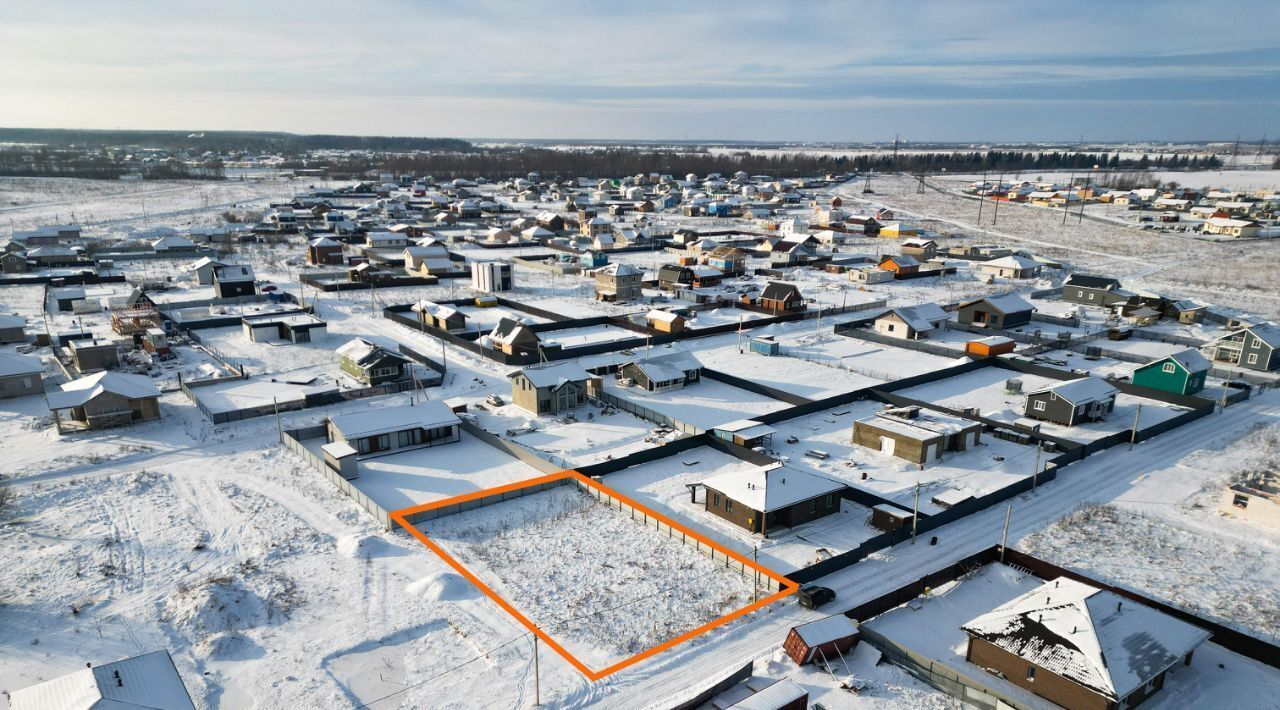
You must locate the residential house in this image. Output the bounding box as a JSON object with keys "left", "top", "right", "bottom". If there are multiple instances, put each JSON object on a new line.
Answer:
{"left": 471, "top": 261, "right": 513, "bottom": 292}
{"left": 0, "top": 352, "right": 42, "bottom": 399}
{"left": 336, "top": 337, "right": 410, "bottom": 385}
{"left": 878, "top": 254, "right": 920, "bottom": 276}
{"left": 1024, "top": 377, "right": 1119, "bottom": 426}
{"left": 50, "top": 286, "right": 87, "bottom": 312}
{"left": 536, "top": 211, "right": 565, "bottom": 231}
{"left": 1203, "top": 324, "right": 1280, "bottom": 371}
{"left": 46, "top": 371, "right": 162, "bottom": 433}
{"left": 769, "top": 234, "right": 819, "bottom": 266}
{"left": 975, "top": 255, "right": 1042, "bottom": 279}
{"left": 688, "top": 264, "right": 724, "bottom": 288}
{"left": 506, "top": 363, "right": 600, "bottom": 415}
{"left": 186, "top": 256, "right": 225, "bottom": 285}
{"left": 877, "top": 222, "right": 919, "bottom": 238}
{"left": 1131, "top": 350, "right": 1210, "bottom": 395}
{"left": 874, "top": 304, "right": 948, "bottom": 340}
{"left": 0, "top": 314, "right": 26, "bottom": 343}
{"left": 618, "top": 352, "right": 702, "bottom": 392}
{"left": 0, "top": 251, "right": 28, "bottom": 273}
{"left": 702, "top": 463, "right": 846, "bottom": 536}
{"left": 1202, "top": 217, "right": 1262, "bottom": 238}
{"left": 657, "top": 264, "right": 694, "bottom": 292}
{"left": 366, "top": 230, "right": 408, "bottom": 249}
{"left": 1062, "top": 274, "right": 1130, "bottom": 307}
{"left": 411, "top": 300, "right": 469, "bottom": 332}
{"left": 581, "top": 216, "right": 612, "bottom": 238}
{"left": 957, "top": 294, "right": 1034, "bottom": 330}
{"left": 488, "top": 317, "right": 541, "bottom": 357}
{"left": 899, "top": 238, "right": 938, "bottom": 260}
{"left": 242, "top": 313, "right": 327, "bottom": 344}
{"left": 706, "top": 245, "right": 748, "bottom": 273}
{"left": 212, "top": 265, "right": 256, "bottom": 298}
{"left": 326, "top": 401, "right": 460, "bottom": 458}
{"left": 758, "top": 281, "right": 805, "bottom": 313}
{"left": 848, "top": 265, "right": 894, "bottom": 284}
{"left": 592, "top": 262, "right": 644, "bottom": 302}
{"left": 852, "top": 406, "right": 983, "bottom": 465}
{"left": 7, "top": 649, "right": 195, "bottom": 710}
{"left": 961, "top": 577, "right": 1210, "bottom": 710}
{"left": 307, "top": 236, "right": 344, "bottom": 265}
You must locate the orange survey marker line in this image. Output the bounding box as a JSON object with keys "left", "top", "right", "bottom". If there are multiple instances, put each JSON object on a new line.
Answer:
{"left": 390, "top": 469, "right": 798, "bottom": 681}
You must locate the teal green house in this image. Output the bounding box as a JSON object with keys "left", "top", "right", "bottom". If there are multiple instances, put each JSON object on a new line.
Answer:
{"left": 1131, "top": 349, "right": 1211, "bottom": 395}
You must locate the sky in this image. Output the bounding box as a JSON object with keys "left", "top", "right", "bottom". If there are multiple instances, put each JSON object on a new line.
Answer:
{"left": 1, "top": 0, "right": 1277, "bottom": 143}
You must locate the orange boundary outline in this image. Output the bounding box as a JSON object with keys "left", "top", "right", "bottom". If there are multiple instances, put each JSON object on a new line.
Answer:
{"left": 389, "top": 469, "right": 798, "bottom": 681}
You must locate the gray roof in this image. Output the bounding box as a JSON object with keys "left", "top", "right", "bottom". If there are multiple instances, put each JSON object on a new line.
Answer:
{"left": 1030, "top": 376, "right": 1118, "bottom": 405}
{"left": 510, "top": 363, "right": 593, "bottom": 389}
{"left": 329, "top": 401, "right": 459, "bottom": 439}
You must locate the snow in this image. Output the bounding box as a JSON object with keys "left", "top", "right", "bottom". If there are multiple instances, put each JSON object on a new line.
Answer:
{"left": 702, "top": 463, "right": 845, "bottom": 513}
{"left": 417, "top": 484, "right": 756, "bottom": 669}
{"left": 327, "top": 401, "right": 459, "bottom": 439}
{"left": 603, "top": 378, "right": 790, "bottom": 431}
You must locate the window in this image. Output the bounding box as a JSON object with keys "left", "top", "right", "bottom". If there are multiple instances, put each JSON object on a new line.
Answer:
{"left": 712, "top": 493, "right": 720, "bottom": 508}
{"left": 725, "top": 499, "right": 734, "bottom": 513}
{"left": 1026, "top": 666, "right": 1036, "bottom": 681}
{"left": 1248, "top": 354, "right": 1259, "bottom": 365}
{"left": 1233, "top": 494, "right": 1250, "bottom": 509}
{"left": 1162, "top": 362, "right": 1176, "bottom": 373}
{"left": 887, "top": 323, "right": 895, "bottom": 332}
{"left": 1033, "top": 400, "right": 1046, "bottom": 411}
{"left": 1087, "top": 293, "right": 1095, "bottom": 301}
{"left": 825, "top": 494, "right": 835, "bottom": 509}
{"left": 809, "top": 500, "right": 817, "bottom": 514}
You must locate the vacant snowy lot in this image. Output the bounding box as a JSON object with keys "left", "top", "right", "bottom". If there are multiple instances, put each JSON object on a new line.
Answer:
{"left": 603, "top": 378, "right": 790, "bottom": 430}
{"left": 471, "top": 401, "right": 673, "bottom": 467}
{"left": 420, "top": 484, "right": 757, "bottom": 669}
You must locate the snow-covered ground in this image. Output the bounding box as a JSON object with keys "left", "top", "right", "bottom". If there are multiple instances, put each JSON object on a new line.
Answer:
{"left": 603, "top": 378, "right": 791, "bottom": 431}
{"left": 418, "top": 484, "right": 757, "bottom": 670}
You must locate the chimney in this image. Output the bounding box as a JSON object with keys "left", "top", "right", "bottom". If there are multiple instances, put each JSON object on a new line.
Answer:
{"left": 1072, "top": 625, "right": 1077, "bottom": 634}
{"left": 114, "top": 670, "right": 122, "bottom": 687}
{"left": 1117, "top": 601, "right": 1122, "bottom": 612}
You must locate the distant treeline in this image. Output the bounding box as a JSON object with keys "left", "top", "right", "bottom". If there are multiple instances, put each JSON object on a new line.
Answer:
{"left": 0, "top": 127, "right": 473, "bottom": 154}
{"left": 312, "top": 148, "right": 1223, "bottom": 180}
{"left": 0, "top": 147, "right": 226, "bottom": 180}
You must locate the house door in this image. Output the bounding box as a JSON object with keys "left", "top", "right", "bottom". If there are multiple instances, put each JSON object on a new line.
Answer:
{"left": 879, "top": 436, "right": 896, "bottom": 456}
{"left": 924, "top": 442, "right": 938, "bottom": 461}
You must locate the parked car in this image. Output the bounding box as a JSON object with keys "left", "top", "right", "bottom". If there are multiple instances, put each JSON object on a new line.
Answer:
{"left": 797, "top": 585, "right": 836, "bottom": 609}
{"left": 485, "top": 394, "right": 505, "bottom": 407}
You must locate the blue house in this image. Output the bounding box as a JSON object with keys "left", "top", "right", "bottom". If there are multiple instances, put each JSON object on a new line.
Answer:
{"left": 579, "top": 250, "right": 609, "bottom": 268}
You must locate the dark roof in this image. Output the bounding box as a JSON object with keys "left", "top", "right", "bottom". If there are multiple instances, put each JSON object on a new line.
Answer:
{"left": 760, "top": 281, "right": 802, "bottom": 302}
{"left": 1064, "top": 273, "right": 1120, "bottom": 290}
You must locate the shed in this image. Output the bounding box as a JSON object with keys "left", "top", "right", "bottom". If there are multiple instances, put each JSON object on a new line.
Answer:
{"left": 966, "top": 335, "right": 1016, "bottom": 359}
{"left": 784, "top": 615, "right": 860, "bottom": 666}
{"left": 870, "top": 503, "right": 914, "bottom": 532}
{"left": 714, "top": 419, "right": 777, "bottom": 449}
{"left": 749, "top": 335, "right": 780, "bottom": 356}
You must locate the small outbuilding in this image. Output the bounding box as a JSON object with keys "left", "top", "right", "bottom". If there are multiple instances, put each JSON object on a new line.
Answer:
{"left": 784, "top": 615, "right": 860, "bottom": 666}
{"left": 645, "top": 309, "right": 685, "bottom": 333}
{"left": 852, "top": 406, "right": 983, "bottom": 465}
{"left": 0, "top": 352, "right": 43, "bottom": 399}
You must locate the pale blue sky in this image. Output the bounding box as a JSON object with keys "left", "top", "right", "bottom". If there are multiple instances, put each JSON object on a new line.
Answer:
{"left": 1, "top": 0, "right": 1276, "bottom": 142}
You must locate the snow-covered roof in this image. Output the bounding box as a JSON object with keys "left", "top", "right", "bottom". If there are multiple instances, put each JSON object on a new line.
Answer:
{"left": 968, "top": 293, "right": 1034, "bottom": 314}
{"left": 791, "top": 615, "right": 859, "bottom": 647}
{"left": 151, "top": 235, "right": 196, "bottom": 250}
{"left": 1029, "top": 377, "right": 1118, "bottom": 405}
{"left": 0, "top": 352, "right": 41, "bottom": 377}
{"left": 1246, "top": 324, "right": 1280, "bottom": 347}
{"left": 329, "top": 401, "right": 459, "bottom": 440}
{"left": 46, "top": 371, "right": 161, "bottom": 410}
{"left": 624, "top": 352, "right": 702, "bottom": 383}
{"left": 214, "top": 265, "right": 255, "bottom": 282}
{"left": 0, "top": 314, "right": 27, "bottom": 329}
{"left": 308, "top": 236, "right": 341, "bottom": 247}
{"left": 490, "top": 317, "right": 537, "bottom": 346}
{"left": 646, "top": 309, "right": 681, "bottom": 323}
{"left": 716, "top": 419, "right": 778, "bottom": 440}
{"left": 593, "top": 262, "right": 641, "bottom": 277}
{"left": 981, "top": 255, "right": 1039, "bottom": 270}
{"left": 8, "top": 649, "right": 195, "bottom": 710}
{"left": 688, "top": 265, "right": 722, "bottom": 278}
{"left": 961, "top": 577, "right": 1211, "bottom": 701}
{"left": 702, "top": 464, "right": 845, "bottom": 513}
{"left": 186, "top": 256, "right": 224, "bottom": 271}
{"left": 509, "top": 363, "right": 593, "bottom": 389}
{"left": 726, "top": 677, "right": 807, "bottom": 710}
{"left": 881, "top": 303, "right": 947, "bottom": 333}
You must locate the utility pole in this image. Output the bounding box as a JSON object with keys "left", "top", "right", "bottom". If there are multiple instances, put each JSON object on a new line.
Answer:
{"left": 272, "top": 396, "right": 281, "bottom": 441}
{"left": 976, "top": 171, "right": 987, "bottom": 224}
{"left": 1000, "top": 503, "right": 1012, "bottom": 563}
{"left": 1129, "top": 403, "right": 1142, "bottom": 449}
{"left": 1032, "top": 442, "right": 1042, "bottom": 492}
{"left": 891, "top": 133, "right": 900, "bottom": 172}
{"left": 1062, "top": 166, "right": 1075, "bottom": 225}
{"left": 1079, "top": 164, "right": 1098, "bottom": 224}
{"left": 911, "top": 482, "right": 920, "bottom": 544}
{"left": 992, "top": 172, "right": 1004, "bottom": 226}
{"left": 1220, "top": 381, "right": 1229, "bottom": 412}
{"left": 532, "top": 634, "right": 541, "bottom": 707}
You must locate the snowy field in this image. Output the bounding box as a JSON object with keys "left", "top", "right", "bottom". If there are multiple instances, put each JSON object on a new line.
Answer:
{"left": 779, "top": 332, "right": 965, "bottom": 383}
{"left": 418, "top": 484, "right": 757, "bottom": 670}
{"left": 603, "top": 378, "right": 790, "bottom": 431}
{"left": 864, "top": 562, "right": 1280, "bottom": 710}
{"left": 695, "top": 344, "right": 882, "bottom": 399}
{"left": 471, "top": 399, "right": 676, "bottom": 467}
{"left": 303, "top": 434, "right": 547, "bottom": 513}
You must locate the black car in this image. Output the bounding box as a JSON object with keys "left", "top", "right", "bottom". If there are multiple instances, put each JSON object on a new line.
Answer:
{"left": 797, "top": 585, "right": 836, "bottom": 609}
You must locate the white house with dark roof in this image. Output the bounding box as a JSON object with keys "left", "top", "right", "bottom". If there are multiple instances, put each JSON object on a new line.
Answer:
{"left": 874, "top": 303, "right": 948, "bottom": 340}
